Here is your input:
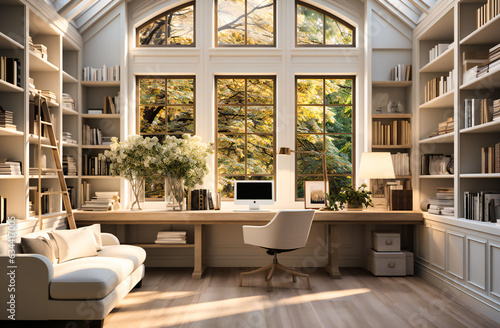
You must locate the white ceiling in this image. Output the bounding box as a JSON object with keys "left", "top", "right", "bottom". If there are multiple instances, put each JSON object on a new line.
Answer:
{"left": 46, "top": 0, "right": 439, "bottom": 32}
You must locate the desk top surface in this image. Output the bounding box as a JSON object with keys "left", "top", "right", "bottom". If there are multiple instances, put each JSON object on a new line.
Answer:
{"left": 74, "top": 209, "right": 423, "bottom": 225}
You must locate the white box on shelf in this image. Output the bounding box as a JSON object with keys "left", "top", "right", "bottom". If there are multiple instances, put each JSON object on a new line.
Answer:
{"left": 402, "top": 250, "right": 414, "bottom": 275}
{"left": 372, "top": 231, "right": 401, "bottom": 252}
{"left": 368, "top": 249, "right": 406, "bottom": 276}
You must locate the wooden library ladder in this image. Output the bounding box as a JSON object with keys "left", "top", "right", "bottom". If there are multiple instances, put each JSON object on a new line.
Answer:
{"left": 33, "top": 94, "right": 76, "bottom": 230}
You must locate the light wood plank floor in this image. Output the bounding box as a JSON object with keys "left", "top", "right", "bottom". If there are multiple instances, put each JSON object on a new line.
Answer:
{"left": 10, "top": 267, "right": 500, "bottom": 328}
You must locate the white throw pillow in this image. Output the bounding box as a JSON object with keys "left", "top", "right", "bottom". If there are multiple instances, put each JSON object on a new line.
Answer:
{"left": 81, "top": 224, "right": 103, "bottom": 251}
{"left": 21, "top": 235, "right": 55, "bottom": 263}
{"left": 51, "top": 228, "right": 99, "bottom": 263}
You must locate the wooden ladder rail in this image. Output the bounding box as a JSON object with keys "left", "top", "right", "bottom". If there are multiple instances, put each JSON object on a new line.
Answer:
{"left": 34, "top": 94, "right": 76, "bottom": 230}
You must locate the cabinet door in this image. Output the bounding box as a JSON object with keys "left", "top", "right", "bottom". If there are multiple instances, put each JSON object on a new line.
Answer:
{"left": 446, "top": 230, "right": 465, "bottom": 280}
{"left": 467, "top": 236, "right": 487, "bottom": 292}
{"left": 430, "top": 226, "right": 446, "bottom": 271}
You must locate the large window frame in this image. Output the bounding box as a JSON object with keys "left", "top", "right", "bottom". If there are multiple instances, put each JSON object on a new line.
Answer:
{"left": 215, "top": 76, "right": 277, "bottom": 199}
{"left": 295, "top": 75, "right": 355, "bottom": 200}
{"left": 295, "top": 0, "right": 355, "bottom": 47}
{"left": 136, "top": 2, "right": 196, "bottom": 47}
{"left": 215, "top": 0, "right": 276, "bottom": 47}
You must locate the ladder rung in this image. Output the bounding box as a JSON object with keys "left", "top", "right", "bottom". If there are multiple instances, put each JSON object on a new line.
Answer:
{"left": 41, "top": 144, "right": 58, "bottom": 149}
{"left": 40, "top": 121, "right": 52, "bottom": 126}
{"left": 41, "top": 168, "right": 62, "bottom": 172}
{"left": 38, "top": 212, "right": 68, "bottom": 219}
{"left": 40, "top": 191, "right": 68, "bottom": 196}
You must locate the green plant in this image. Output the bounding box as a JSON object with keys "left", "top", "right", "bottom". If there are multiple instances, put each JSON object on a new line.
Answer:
{"left": 326, "top": 183, "right": 373, "bottom": 211}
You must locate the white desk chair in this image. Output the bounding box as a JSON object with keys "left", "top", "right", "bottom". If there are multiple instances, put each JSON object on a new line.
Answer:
{"left": 239, "top": 209, "right": 315, "bottom": 291}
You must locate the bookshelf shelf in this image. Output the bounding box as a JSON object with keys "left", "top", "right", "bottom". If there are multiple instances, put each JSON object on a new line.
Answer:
{"left": 0, "top": 32, "right": 23, "bottom": 50}
{"left": 396, "top": 175, "right": 412, "bottom": 179}
{"left": 81, "top": 145, "right": 111, "bottom": 149}
{"left": 419, "top": 175, "right": 454, "bottom": 179}
{"left": 29, "top": 175, "right": 59, "bottom": 179}
{"left": 29, "top": 50, "right": 59, "bottom": 72}
{"left": 372, "top": 145, "right": 412, "bottom": 149}
{"left": 0, "top": 79, "right": 23, "bottom": 92}
{"left": 0, "top": 175, "right": 24, "bottom": 180}
{"left": 419, "top": 132, "right": 454, "bottom": 144}
{"left": 419, "top": 90, "right": 454, "bottom": 109}
{"left": 62, "top": 107, "right": 78, "bottom": 115}
{"left": 81, "top": 81, "right": 120, "bottom": 87}
{"left": 460, "top": 66, "right": 500, "bottom": 90}
{"left": 131, "top": 243, "right": 194, "bottom": 248}
{"left": 420, "top": 44, "right": 455, "bottom": 73}
{"left": 62, "top": 142, "right": 78, "bottom": 148}
{"left": 81, "top": 114, "right": 120, "bottom": 119}
{"left": 62, "top": 71, "right": 78, "bottom": 83}
{"left": 460, "top": 14, "right": 500, "bottom": 45}
{"left": 460, "top": 120, "right": 500, "bottom": 134}
{"left": 460, "top": 173, "right": 500, "bottom": 178}
{"left": 64, "top": 176, "right": 78, "bottom": 179}
{"left": 0, "top": 128, "right": 23, "bottom": 136}
{"left": 372, "top": 113, "right": 412, "bottom": 119}
{"left": 81, "top": 175, "right": 117, "bottom": 179}
{"left": 372, "top": 81, "right": 412, "bottom": 88}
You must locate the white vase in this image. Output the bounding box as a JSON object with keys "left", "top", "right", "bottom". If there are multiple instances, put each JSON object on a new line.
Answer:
{"left": 165, "top": 176, "right": 185, "bottom": 211}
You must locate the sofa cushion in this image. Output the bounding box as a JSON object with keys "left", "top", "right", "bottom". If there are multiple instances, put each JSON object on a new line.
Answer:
{"left": 82, "top": 224, "right": 103, "bottom": 250}
{"left": 21, "top": 231, "right": 60, "bottom": 261}
{"left": 51, "top": 228, "right": 99, "bottom": 263}
{"left": 50, "top": 257, "right": 135, "bottom": 300}
{"left": 97, "top": 245, "right": 146, "bottom": 271}
{"left": 21, "top": 235, "right": 55, "bottom": 263}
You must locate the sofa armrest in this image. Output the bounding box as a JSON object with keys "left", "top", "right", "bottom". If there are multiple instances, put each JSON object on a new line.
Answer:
{"left": 101, "top": 232, "right": 120, "bottom": 246}
{"left": 0, "top": 254, "right": 53, "bottom": 320}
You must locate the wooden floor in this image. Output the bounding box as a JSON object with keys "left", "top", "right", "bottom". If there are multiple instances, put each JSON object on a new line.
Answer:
{"left": 11, "top": 267, "right": 500, "bottom": 328}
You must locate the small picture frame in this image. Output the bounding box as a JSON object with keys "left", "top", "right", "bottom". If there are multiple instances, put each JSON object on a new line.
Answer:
{"left": 304, "top": 181, "right": 329, "bottom": 209}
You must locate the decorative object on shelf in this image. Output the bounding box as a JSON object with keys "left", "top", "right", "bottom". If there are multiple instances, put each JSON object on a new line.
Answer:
{"left": 387, "top": 100, "right": 404, "bottom": 113}
{"left": 165, "top": 176, "right": 185, "bottom": 211}
{"left": 326, "top": 184, "right": 373, "bottom": 211}
{"left": 304, "top": 180, "right": 329, "bottom": 209}
{"left": 373, "top": 92, "right": 389, "bottom": 114}
{"left": 112, "top": 195, "right": 121, "bottom": 211}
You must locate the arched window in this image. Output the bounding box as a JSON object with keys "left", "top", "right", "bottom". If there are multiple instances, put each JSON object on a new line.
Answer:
{"left": 216, "top": 0, "right": 275, "bottom": 46}
{"left": 296, "top": 1, "right": 354, "bottom": 46}
{"left": 137, "top": 2, "right": 195, "bottom": 47}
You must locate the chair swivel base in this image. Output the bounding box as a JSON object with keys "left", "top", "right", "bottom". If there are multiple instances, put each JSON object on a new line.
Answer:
{"left": 239, "top": 254, "right": 312, "bottom": 292}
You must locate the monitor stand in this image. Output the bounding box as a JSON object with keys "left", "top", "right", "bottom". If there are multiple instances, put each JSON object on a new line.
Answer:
{"left": 233, "top": 203, "right": 270, "bottom": 212}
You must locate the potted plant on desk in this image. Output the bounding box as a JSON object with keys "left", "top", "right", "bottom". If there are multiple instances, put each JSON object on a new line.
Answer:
{"left": 326, "top": 184, "right": 373, "bottom": 211}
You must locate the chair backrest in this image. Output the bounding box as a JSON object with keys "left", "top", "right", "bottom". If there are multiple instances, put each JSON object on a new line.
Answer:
{"left": 251, "top": 209, "right": 315, "bottom": 250}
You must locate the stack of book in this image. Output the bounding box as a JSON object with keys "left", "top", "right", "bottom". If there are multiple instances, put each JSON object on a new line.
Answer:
{"left": 481, "top": 143, "right": 500, "bottom": 173}
{"left": 428, "top": 189, "right": 454, "bottom": 215}
{"left": 0, "top": 109, "right": 15, "bottom": 130}
{"left": 82, "top": 191, "right": 118, "bottom": 211}
{"left": 424, "top": 69, "right": 455, "bottom": 102}
{"left": 371, "top": 120, "right": 411, "bottom": 146}
{"left": 390, "top": 64, "right": 411, "bottom": 81}
{"left": 62, "top": 93, "right": 76, "bottom": 113}
{"left": 476, "top": 0, "right": 500, "bottom": 28}
{"left": 391, "top": 152, "right": 410, "bottom": 176}
{"left": 82, "top": 64, "right": 120, "bottom": 82}
{"left": 429, "top": 43, "right": 451, "bottom": 62}
{"left": 102, "top": 136, "right": 113, "bottom": 146}
{"left": 63, "top": 155, "right": 77, "bottom": 176}
{"left": 494, "top": 99, "right": 500, "bottom": 121}
{"left": 63, "top": 132, "right": 77, "bottom": 145}
{"left": 464, "top": 191, "right": 500, "bottom": 222}
{"left": 39, "top": 90, "right": 57, "bottom": 104}
{"left": 429, "top": 117, "right": 454, "bottom": 137}
{"left": 155, "top": 231, "right": 187, "bottom": 244}
{"left": 0, "top": 159, "right": 21, "bottom": 175}
{"left": 29, "top": 37, "right": 48, "bottom": 60}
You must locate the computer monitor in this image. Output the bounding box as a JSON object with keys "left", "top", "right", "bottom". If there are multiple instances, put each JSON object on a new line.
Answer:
{"left": 234, "top": 180, "right": 275, "bottom": 211}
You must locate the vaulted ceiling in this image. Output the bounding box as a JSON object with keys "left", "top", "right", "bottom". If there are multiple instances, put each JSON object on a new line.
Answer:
{"left": 46, "top": 0, "right": 439, "bottom": 32}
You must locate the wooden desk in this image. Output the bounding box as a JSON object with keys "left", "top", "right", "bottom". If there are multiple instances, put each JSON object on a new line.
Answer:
{"left": 74, "top": 210, "right": 423, "bottom": 279}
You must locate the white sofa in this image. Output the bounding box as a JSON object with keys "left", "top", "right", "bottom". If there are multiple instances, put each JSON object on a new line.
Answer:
{"left": 0, "top": 230, "right": 146, "bottom": 328}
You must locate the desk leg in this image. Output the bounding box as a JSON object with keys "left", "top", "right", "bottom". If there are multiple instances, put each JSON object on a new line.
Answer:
{"left": 324, "top": 224, "right": 342, "bottom": 279}
{"left": 192, "top": 224, "right": 205, "bottom": 279}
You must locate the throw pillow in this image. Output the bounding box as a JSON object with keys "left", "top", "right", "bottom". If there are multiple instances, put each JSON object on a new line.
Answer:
{"left": 51, "top": 228, "right": 99, "bottom": 263}
{"left": 83, "top": 224, "right": 103, "bottom": 250}
{"left": 21, "top": 236, "right": 55, "bottom": 263}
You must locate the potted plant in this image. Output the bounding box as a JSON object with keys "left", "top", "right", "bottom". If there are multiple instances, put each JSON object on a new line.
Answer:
{"left": 326, "top": 184, "right": 373, "bottom": 211}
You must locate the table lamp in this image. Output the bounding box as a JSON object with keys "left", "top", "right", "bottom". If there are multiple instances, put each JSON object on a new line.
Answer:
{"left": 358, "top": 152, "right": 395, "bottom": 209}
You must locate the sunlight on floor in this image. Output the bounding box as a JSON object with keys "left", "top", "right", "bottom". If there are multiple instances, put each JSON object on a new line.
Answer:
{"left": 115, "top": 291, "right": 198, "bottom": 307}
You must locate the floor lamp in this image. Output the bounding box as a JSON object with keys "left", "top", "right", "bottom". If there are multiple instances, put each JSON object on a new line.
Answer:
{"left": 358, "top": 152, "right": 396, "bottom": 209}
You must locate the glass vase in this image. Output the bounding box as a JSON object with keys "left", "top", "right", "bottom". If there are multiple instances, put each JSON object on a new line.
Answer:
{"left": 129, "top": 177, "right": 145, "bottom": 210}
{"left": 165, "top": 176, "right": 185, "bottom": 211}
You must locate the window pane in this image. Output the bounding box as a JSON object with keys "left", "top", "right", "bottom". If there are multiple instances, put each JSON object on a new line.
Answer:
{"left": 140, "top": 106, "right": 165, "bottom": 134}
{"left": 139, "top": 79, "right": 165, "bottom": 105}
{"left": 297, "top": 5, "right": 323, "bottom": 45}
{"left": 247, "top": 0, "right": 274, "bottom": 45}
{"left": 297, "top": 134, "right": 323, "bottom": 152}
{"left": 326, "top": 106, "right": 352, "bottom": 133}
{"left": 167, "top": 79, "right": 194, "bottom": 104}
{"left": 218, "top": 134, "right": 246, "bottom": 175}
{"left": 297, "top": 106, "right": 323, "bottom": 133}
{"left": 218, "top": 176, "right": 245, "bottom": 199}
{"left": 218, "top": 106, "right": 245, "bottom": 133}
{"left": 297, "top": 152, "right": 323, "bottom": 174}
{"left": 247, "top": 79, "right": 274, "bottom": 104}
{"left": 167, "top": 106, "right": 194, "bottom": 133}
{"left": 326, "top": 135, "right": 352, "bottom": 174}
{"left": 139, "top": 18, "right": 166, "bottom": 46}
{"left": 167, "top": 5, "right": 194, "bottom": 45}
{"left": 145, "top": 175, "right": 165, "bottom": 199}
{"left": 328, "top": 175, "right": 352, "bottom": 195}
{"left": 296, "top": 176, "right": 323, "bottom": 199}
{"left": 325, "top": 16, "right": 353, "bottom": 45}
{"left": 217, "top": 79, "right": 245, "bottom": 104}
{"left": 325, "top": 79, "right": 352, "bottom": 105}
{"left": 248, "top": 106, "right": 273, "bottom": 133}
{"left": 297, "top": 79, "right": 323, "bottom": 104}
{"left": 247, "top": 135, "right": 273, "bottom": 174}
{"left": 217, "top": 0, "right": 246, "bottom": 45}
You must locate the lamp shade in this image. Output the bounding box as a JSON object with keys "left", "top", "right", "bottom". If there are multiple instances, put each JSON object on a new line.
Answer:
{"left": 358, "top": 152, "right": 395, "bottom": 179}
{"left": 278, "top": 147, "right": 292, "bottom": 155}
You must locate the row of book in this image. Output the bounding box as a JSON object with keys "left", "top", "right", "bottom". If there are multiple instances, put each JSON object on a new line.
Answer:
{"left": 0, "top": 159, "right": 21, "bottom": 175}
{"left": 423, "top": 69, "right": 455, "bottom": 103}
{"left": 371, "top": 120, "right": 411, "bottom": 146}
{"left": 188, "top": 189, "right": 217, "bottom": 210}
{"left": 463, "top": 44, "right": 500, "bottom": 84}
{"left": 0, "top": 108, "right": 16, "bottom": 131}
{"left": 390, "top": 64, "right": 411, "bottom": 81}
{"left": 62, "top": 93, "right": 76, "bottom": 113}
{"left": 427, "top": 188, "right": 454, "bottom": 216}
{"left": 421, "top": 154, "right": 453, "bottom": 175}
{"left": 464, "top": 191, "right": 500, "bottom": 222}
{"left": 391, "top": 152, "right": 410, "bottom": 176}
{"left": 82, "top": 124, "right": 105, "bottom": 145}
{"left": 476, "top": 0, "right": 500, "bottom": 28}
{"left": 83, "top": 153, "right": 111, "bottom": 176}
{"left": 0, "top": 57, "right": 21, "bottom": 87}
{"left": 429, "top": 117, "right": 454, "bottom": 138}
{"left": 82, "top": 191, "right": 118, "bottom": 211}
{"left": 155, "top": 231, "right": 187, "bottom": 244}
{"left": 429, "top": 43, "right": 451, "bottom": 63}
{"left": 0, "top": 195, "right": 7, "bottom": 223}
{"left": 481, "top": 143, "right": 500, "bottom": 174}
{"left": 83, "top": 65, "right": 120, "bottom": 82}
{"left": 63, "top": 155, "right": 77, "bottom": 176}
{"left": 463, "top": 98, "right": 500, "bottom": 128}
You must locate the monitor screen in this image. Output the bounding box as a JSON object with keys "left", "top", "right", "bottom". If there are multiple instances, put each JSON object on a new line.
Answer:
{"left": 234, "top": 181, "right": 274, "bottom": 210}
